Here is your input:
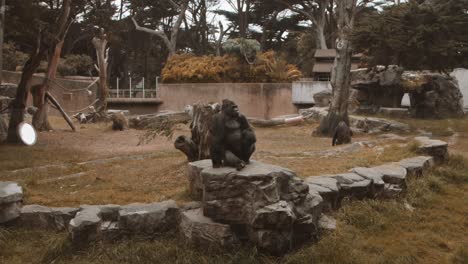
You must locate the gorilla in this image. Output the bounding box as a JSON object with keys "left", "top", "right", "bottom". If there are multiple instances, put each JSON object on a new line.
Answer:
{"left": 110, "top": 112, "right": 128, "bottom": 131}
{"left": 210, "top": 99, "right": 256, "bottom": 170}
{"left": 332, "top": 121, "right": 353, "bottom": 146}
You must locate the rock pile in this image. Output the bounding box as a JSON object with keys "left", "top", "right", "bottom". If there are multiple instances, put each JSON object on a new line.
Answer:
{"left": 299, "top": 107, "right": 410, "bottom": 134}
{"left": 0, "top": 137, "right": 449, "bottom": 255}
{"left": 187, "top": 160, "right": 323, "bottom": 254}
{"left": 0, "top": 182, "right": 23, "bottom": 223}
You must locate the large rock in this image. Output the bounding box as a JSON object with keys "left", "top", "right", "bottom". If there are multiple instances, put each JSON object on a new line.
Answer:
{"left": 332, "top": 173, "right": 372, "bottom": 199}
{"left": 351, "top": 167, "right": 385, "bottom": 197}
{"left": 179, "top": 208, "right": 238, "bottom": 248}
{"left": 0, "top": 83, "right": 18, "bottom": 98}
{"left": 187, "top": 159, "right": 212, "bottom": 200}
{"left": 0, "top": 181, "right": 23, "bottom": 224}
{"left": 118, "top": 200, "right": 179, "bottom": 235}
{"left": 415, "top": 137, "right": 448, "bottom": 163}
{"left": 305, "top": 176, "right": 341, "bottom": 211}
{"left": 403, "top": 73, "right": 464, "bottom": 118}
{"left": 20, "top": 205, "right": 78, "bottom": 230}
{"left": 371, "top": 164, "right": 407, "bottom": 187}
{"left": 190, "top": 160, "right": 323, "bottom": 255}
{"left": 69, "top": 206, "right": 102, "bottom": 248}
{"left": 351, "top": 66, "right": 405, "bottom": 108}
{"left": 399, "top": 156, "right": 434, "bottom": 178}
{"left": 313, "top": 91, "right": 332, "bottom": 107}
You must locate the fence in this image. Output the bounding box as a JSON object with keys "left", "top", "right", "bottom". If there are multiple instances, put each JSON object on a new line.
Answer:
{"left": 109, "top": 77, "right": 160, "bottom": 99}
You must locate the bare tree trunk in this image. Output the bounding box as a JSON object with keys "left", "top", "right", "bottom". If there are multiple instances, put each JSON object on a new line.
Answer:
{"left": 174, "top": 103, "right": 217, "bottom": 161}
{"left": 315, "top": 23, "right": 328, "bottom": 49}
{"left": 0, "top": 0, "right": 6, "bottom": 84}
{"left": 317, "top": 0, "right": 355, "bottom": 136}
{"left": 131, "top": 0, "right": 188, "bottom": 58}
{"left": 32, "top": 0, "right": 72, "bottom": 131}
{"left": 32, "top": 39, "right": 64, "bottom": 131}
{"left": 92, "top": 28, "right": 108, "bottom": 113}
{"left": 7, "top": 47, "right": 47, "bottom": 142}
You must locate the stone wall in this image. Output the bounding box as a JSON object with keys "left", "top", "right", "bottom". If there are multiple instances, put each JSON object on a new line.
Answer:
{"left": 158, "top": 83, "right": 297, "bottom": 119}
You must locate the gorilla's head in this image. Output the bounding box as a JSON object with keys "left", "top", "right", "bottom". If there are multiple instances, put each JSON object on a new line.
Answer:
{"left": 222, "top": 99, "right": 239, "bottom": 118}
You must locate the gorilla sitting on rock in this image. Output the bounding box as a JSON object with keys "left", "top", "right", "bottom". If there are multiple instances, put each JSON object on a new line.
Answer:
{"left": 210, "top": 99, "right": 256, "bottom": 170}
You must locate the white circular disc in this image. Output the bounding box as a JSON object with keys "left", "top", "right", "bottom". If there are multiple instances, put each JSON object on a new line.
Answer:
{"left": 17, "top": 122, "right": 37, "bottom": 146}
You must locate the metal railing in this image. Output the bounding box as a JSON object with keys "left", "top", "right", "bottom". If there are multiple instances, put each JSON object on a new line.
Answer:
{"left": 109, "top": 76, "right": 160, "bottom": 99}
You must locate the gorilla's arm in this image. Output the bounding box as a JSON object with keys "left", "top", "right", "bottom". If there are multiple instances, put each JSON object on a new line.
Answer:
{"left": 210, "top": 114, "right": 225, "bottom": 167}
{"left": 239, "top": 115, "right": 256, "bottom": 144}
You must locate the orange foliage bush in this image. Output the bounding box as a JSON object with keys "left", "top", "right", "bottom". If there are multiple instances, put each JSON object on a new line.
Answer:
{"left": 162, "top": 51, "right": 302, "bottom": 83}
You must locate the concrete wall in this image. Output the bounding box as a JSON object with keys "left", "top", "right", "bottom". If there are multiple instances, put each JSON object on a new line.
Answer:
{"left": 292, "top": 80, "right": 331, "bottom": 104}
{"left": 2, "top": 71, "right": 98, "bottom": 116}
{"left": 451, "top": 68, "right": 468, "bottom": 108}
{"left": 159, "top": 83, "right": 297, "bottom": 119}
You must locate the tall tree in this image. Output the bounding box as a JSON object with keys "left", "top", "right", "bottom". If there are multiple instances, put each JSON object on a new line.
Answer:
{"left": 131, "top": 0, "right": 189, "bottom": 57}
{"left": 0, "top": 0, "right": 5, "bottom": 84}
{"left": 7, "top": 0, "right": 72, "bottom": 142}
{"left": 317, "top": 0, "right": 387, "bottom": 136}
{"left": 32, "top": 0, "right": 74, "bottom": 131}
{"left": 353, "top": 0, "right": 468, "bottom": 72}
{"left": 277, "top": 0, "right": 331, "bottom": 49}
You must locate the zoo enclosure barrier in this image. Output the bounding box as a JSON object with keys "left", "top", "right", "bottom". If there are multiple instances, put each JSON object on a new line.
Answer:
{"left": 109, "top": 76, "right": 160, "bottom": 99}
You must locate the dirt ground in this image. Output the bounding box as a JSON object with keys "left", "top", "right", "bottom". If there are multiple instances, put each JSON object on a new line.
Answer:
{"left": 0, "top": 115, "right": 430, "bottom": 206}
{"left": 0, "top": 115, "right": 467, "bottom": 264}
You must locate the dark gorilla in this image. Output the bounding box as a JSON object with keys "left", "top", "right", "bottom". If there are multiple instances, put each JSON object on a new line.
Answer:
{"left": 111, "top": 112, "right": 128, "bottom": 131}
{"left": 332, "top": 121, "right": 353, "bottom": 146}
{"left": 210, "top": 99, "right": 256, "bottom": 170}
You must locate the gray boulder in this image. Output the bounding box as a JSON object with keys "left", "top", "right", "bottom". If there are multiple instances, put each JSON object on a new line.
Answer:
{"left": 187, "top": 159, "right": 212, "bottom": 200}
{"left": 351, "top": 66, "right": 405, "bottom": 108}
{"left": 69, "top": 206, "right": 102, "bottom": 248}
{"left": 0, "top": 181, "right": 23, "bottom": 224}
{"left": 333, "top": 173, "right": 372, "bottom": 199}
{"left": 318, "top": 214, "right": 337, "bottom": 232}
{"left": 118, "top": 200, "right": 179, "bottom": 235}
{"left": 191, "top": 160, "right": 323, "bottom": 255}
{"left": 371, "top": 164, "right": 407, "bottom": 187}
{"left": 305, "top": 176, "right": 341, "bottom": 211}
{"left": 415, "top": 137, "right": 448, "bottom": 163}
{"left": 399, "top": 156, "right": 434, "bottom": 178}
{"left": 313, "top": 91, "right": 332, "bottom": 107}
{"left": 405, "top": 74, "right": 464, "bottom": 118}
{"left": 179, "top": 208, "right": 238, "bottom": 248}
{"left": 20, "top": 205, "right": 78, "bottom": 230}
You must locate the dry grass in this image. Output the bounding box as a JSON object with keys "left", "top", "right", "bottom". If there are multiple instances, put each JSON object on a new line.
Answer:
{"left": 1, "top": 155, "right": 466, "bottom": 264}
{"left": 1, "top": 116, "right": 468, "bottom": 263}
{"left": 0, "top": 117, "right": 419, "bottom": 206}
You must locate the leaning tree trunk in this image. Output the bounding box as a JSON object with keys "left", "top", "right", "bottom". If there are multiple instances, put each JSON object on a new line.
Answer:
{"left": 317, "top": 0, "right": 355, "bottom": 136}
{"left": 32, "top": 40, "right": 65, "bottom": 131}
{"left": 6, "top": 50, "right": 47, "bottom": 142}
{"left": 92, "top": 28, "right": 108, "bottom": 113}
{"left": 174, "top": 103, "right": 218, "bottom": 162}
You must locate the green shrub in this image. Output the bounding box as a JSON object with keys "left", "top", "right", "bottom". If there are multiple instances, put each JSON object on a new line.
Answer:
{"left": 2, "top": 42, "right": 28, "bottom": 71}
{"left": 57, "top": 54, "right": 93, "bottom": 76}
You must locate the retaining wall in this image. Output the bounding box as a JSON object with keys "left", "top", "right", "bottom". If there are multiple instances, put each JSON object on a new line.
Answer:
{"left": 158, "top": 83, "right": 297, "bottom": 119}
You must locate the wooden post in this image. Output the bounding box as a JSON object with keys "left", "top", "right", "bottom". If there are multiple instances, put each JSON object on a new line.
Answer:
{"left": 116, "top": 77, "right": 119, "bottom": 98}
{"left": 142, "top": 77, "right": 145, "bottom": 98}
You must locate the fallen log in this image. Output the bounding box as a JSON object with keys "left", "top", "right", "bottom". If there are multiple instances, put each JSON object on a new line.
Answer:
{"left": 46, "top": 91, "right": 76, "bottom": 131}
